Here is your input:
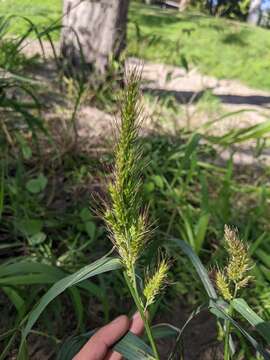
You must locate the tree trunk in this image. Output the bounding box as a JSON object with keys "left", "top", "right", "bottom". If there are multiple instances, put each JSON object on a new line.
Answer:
{"left": 61, "top": 0, "right": 130, "bottom": 75}
{"left": 178, "top": 0, "right": 190, "bottom": 11}
{"left": 247, "top": 0, "right": 261, "bottom": 25}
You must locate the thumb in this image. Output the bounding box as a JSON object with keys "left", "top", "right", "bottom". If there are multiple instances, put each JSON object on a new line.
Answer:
{"left": 73, "top": 315, "right": 130, "bottom": 360}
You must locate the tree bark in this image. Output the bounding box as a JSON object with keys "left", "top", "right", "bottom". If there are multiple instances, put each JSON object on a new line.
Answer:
{"left": 247, "top": 0, "right": 261, "bottom": 25}
{"left": 61, "top": 0, "right": 130, "bottom": 75}
{"left": 178, "top": 0, "right": 190, "bottom": 11}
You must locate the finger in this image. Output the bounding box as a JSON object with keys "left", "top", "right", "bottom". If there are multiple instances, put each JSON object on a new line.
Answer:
{"left": 73, "top": 315, "right": 129, "bottom": 360}
{"left": 129, "top": 311, "right": 145, "bottom": 336}
{"left": 106, "top": 312, "right": 145, "bottom": 360}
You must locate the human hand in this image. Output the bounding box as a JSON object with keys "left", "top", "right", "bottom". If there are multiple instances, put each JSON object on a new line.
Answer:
{"left": 73, "top": 312, "right": 144, "bottom": 360}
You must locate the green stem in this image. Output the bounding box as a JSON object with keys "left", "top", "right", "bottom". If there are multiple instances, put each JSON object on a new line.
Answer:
{"left": 224, "top": 306, "right": 233, "bottom": 360}
{"left": 124, "top": 271, "right": 160, "bottom": 360}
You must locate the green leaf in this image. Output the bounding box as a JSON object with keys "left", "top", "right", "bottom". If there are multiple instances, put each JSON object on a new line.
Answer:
{"left": 0, "top": 243, "right": 21, "bottom": 250}
{"left": 85, "top": 221, "right": 96, "bottom": 239}
{"left": 0, "top": 261, "right": 64, "bottom": 278}
{"left": 152, "top": 175, "right": 164, "bottom": 189}
{"left": 232, "top": 298, "right": 270, "bottom": 344}
{"left": 249, "top": 233, "right": 267, "bottom": 255}
{"left": 68, "top": 287, "right": 84, "bottom": 332}
{"left": 151, "top": 323, "right": 179, "bottom": 340}
{"left": 114, "top": 331, "right": 154, "bottom": 359}
{"left": 79, "top": 208, "right": 92, "bottom": 222}
{"left": 206, "top": 120, "right": 270, "bottom": 146}
{"left": 2, "top": 287, "right": 26, "bottom": 321}
{"left": 57, "top": 331, "right": 95, "bottom": 360}
{"left": 144, "top": 181, "right": 155, "bottom": 193}
{"left": 22, "top": 145, "right": 32, "bottom": 160}
{"left": 0, "top": 273, "right": 60, "bottom": 286}
{"left": 16, "top": 219, "right": 43, "bottom": 236}
{"left": 194, "top": 212, "right": 209, "bottom": 254}
{"left": 0, "top": 261, "right": 104, "bottom": 301}
{"left": 182, "top": 133, "right": 200, "bottom": 169}
{"left": 20, "top": 257, "right": 122, "bottom": 348}
{"left": 256, "top": 249, "right": 270, "bottom": 268}
{"left": 172, "top": 238, "right": 217, "bottom": 299}
{"left": 260, "top": 265, "right": 270, "bottom": 281}
{"left": 57, "top": 331, "right": 154, "bottom": 360}
{"left": 28, "top": 232, "right": 46, "bottom": 246}
{"left": 26, "top": 173, "right": 47, "bottom": 194}
{"left": 209, "top": 300, "right": 270, "bottom": 360}
{"left": 15, "top": 133, "right": 32, "bottom": 160}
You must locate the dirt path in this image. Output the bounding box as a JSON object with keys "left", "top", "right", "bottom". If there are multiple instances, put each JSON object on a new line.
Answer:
{"left": 21, "top": 40, "right": 270, "bottom": 166}
{"left": 127, "top": 57, "right": 270, "bottom": 129}
{"left": 22, "top": 39, "right": 270, "bottom": 125}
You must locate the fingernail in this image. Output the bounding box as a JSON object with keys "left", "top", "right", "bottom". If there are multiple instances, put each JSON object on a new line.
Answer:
{"left": 132, "top": 311, "right": 141, "bottom": 320}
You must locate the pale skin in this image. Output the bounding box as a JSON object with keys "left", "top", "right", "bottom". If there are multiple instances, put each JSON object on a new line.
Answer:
{"left": 73, "top": 312, "right": 144, "bottom": 360}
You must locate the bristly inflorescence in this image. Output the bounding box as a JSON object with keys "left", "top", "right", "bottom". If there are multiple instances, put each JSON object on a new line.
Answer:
{"left": 104, "top": 70, "right": 149, "bottom": 279}
{"left": 144, "top": 259, "right": 169, "bottom": 309}
{"left": 215, "top": 225, "right": 253, "bottom": 301}
{"left": 103, "top": 70, "right": 171, "bottom": 359}
{"left": 216, "top": 269, "right": 232, "bottom": 301}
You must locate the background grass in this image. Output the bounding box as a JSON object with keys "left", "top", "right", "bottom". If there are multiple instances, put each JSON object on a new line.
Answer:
{"left": 1, "top": 1, "right": 270, "bottom": 90}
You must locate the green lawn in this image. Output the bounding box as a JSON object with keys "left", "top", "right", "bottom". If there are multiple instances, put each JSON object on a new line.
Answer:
{"left": 1, "top": 0, "right": 270, "bottom": 90}
{"left": 0, "top": 0, "right": 61, "bottom": 35}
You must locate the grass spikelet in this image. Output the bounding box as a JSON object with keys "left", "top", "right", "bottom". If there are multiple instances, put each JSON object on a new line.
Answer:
{"left": 215, "top": 225, "right": 253, "bottom": 302}
{"left": 143, "top": 259, "right": 169, "bottom": 309}
{"left": 224, "top": 225, "right": 252, "bottom": 286}
{"left": 104, "top": 70, "right": 148, "bottom": 278}
{"left": 216, "top": 269, "right": 232, "bottom": 301}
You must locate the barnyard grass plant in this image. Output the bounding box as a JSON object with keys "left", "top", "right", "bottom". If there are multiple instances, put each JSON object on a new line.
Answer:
{"left": 105, "top": 70, "right": 169, "bottom": 359}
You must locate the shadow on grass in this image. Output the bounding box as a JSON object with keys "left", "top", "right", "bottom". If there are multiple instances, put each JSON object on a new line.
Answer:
{"left": 221, "top": 31, "right": 249, "bottom": 47}
{"left": 143, "top": 87, "right": 270, "bottom": 107}
{"left": 130, "top": 4, "right": 209, "bottom": 28}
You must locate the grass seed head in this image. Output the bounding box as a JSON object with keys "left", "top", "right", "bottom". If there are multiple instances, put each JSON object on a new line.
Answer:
{"left": 104, "top": 70, "right": 148, "bottom": 277}
{"left": 224, "top": 225, "right": 252, "bottom": 286}
{"left": 216, "top": 269, "right": 232, "bottom": 301}
{"left": 143, "top": 259, "right": 170, "bottom": 308}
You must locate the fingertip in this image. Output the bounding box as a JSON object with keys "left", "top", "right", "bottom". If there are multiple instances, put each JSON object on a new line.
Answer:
{"left": 129, "top": 311, "right": 145, "bottom": 336}
{"left": 102, "top": 315, "right": 130, "bottom": 344}
{"left": 111, "top": 315, "right": 130, "bottom": 330}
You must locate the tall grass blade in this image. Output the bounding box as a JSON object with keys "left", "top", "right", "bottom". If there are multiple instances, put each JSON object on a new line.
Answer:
{"left": 172, "top": 238, "right": 217, "bottom": 299}
{"left": 20, "top": 257, "right": 121, "bottom": 348}
{"left": 194, "top": 213, "right": 210, "bottom": 254}
{"left": 206, "top": 120, "right": 270, "bottom": 145}
{"left": 232, "top": 298, "right": 270, "bottom": 344}
{"left": 209, "top": 300, "right": 270, "bottom": 360}
{"left": 151, "top": 323, "right": 180, "bottom": 340}
{"left": 57, "top": 331, "right": 154, "bottom": 360}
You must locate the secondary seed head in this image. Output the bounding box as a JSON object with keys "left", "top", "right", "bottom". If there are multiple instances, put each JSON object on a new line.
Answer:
{"left": 216, "top": 269, "right": 232, "bottom": 301}
{"left": 143, "top": 259, "right": 170, "bottom": 308}
{"left": 215, "top": 225, "right": 253, "bottom": 301}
